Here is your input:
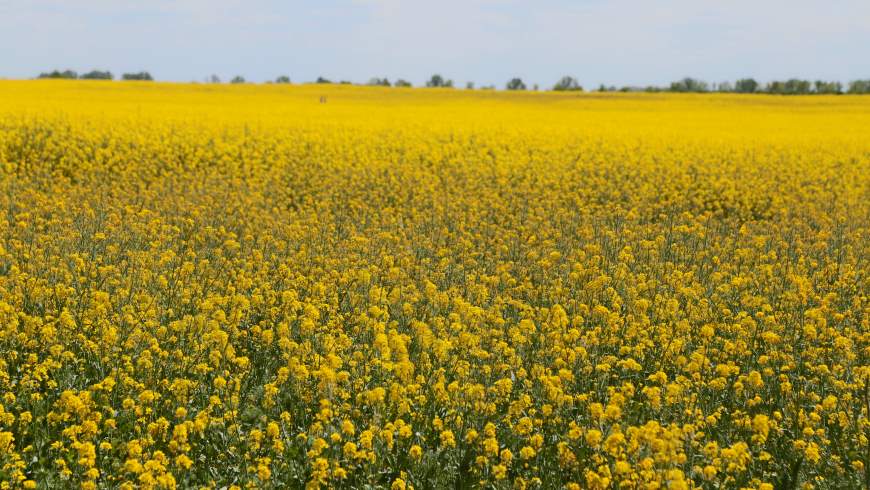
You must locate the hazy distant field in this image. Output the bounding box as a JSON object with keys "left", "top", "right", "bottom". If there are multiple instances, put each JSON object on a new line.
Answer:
{"left": 1, "top": 81, "right": 868, "bottom": 489}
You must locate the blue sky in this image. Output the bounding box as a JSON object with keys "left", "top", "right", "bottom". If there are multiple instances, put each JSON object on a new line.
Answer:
{"left": 1, "top": 0, "right": 868, "bottom": 87}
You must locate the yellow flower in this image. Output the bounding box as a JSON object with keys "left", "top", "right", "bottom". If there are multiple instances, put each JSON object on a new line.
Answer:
{"left": 257, "top": 458, "right": 272, "bottom": 481}
{"left": 614, "top": 461, "right": 631, "bottom": 475}
{"left": 439, "top": 430, "right": 456, "bottom": 448}
{"left": 752, "top": 414, "right": 770, "bottom": 440}
{"left": 465, "top": 429, "right": 478, "bottom": 443}
{"left": 409, "top": 445, "right": 423, "bottom": 461}
{"left": 585, "top": 430, "right": 602, "bottom": 447}
{"left": 391, "top": 478, "right": 406, "bottom": 490}
{"left": 500, "top": 448, "right": 513, "bottom": 465}
{"left": 176, "top": 454, "right": 193, "bottom": 469}
{"left": 805, "top": 443, "right": 821, "bottom": 464}
{"left": 702, "top": 465, "right": 717, "bottom": 479}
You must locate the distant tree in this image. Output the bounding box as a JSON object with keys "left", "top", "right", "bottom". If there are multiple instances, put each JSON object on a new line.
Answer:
{"left": 367, "top": 77, "right": 391, "bottom": 87}
{"left": 814, "top": 80, "right": 842, "bottom": 94}
{"left": 80, "top": 70, "right": 113, "bottom": 80}
{"left": 208, "top": 74, "right": 221, "bottom": 84}
{"left": 669, "top": 77, "right": 709, "bottom": 93}
{"left": 734, "top": 78, "right": 759, "bottom": 93}
{"left": 275, "top": 75, "right": 291, "bottom": 84}
{"left": 787, "top": 79, "right": 811, "bottom": 94}
{"left": 506, "top": 78, "right": 527, "bottom": 90}
{"left": 426, "top": 74, "right": 453, "bottom": 88}
{"left": 426, "top": 74, "right": 444, "bottom": 87}
{"left": 339, "top": 80, "right": 352, "bottom": 85}
{"left": 38, "top": 69, "right": 77, "bottom": 79}
{"left": 765, "top": 81, "right": 784, "bottom": 94}
{"left": 480, "top": 85, "right": 496, "bottom": 90}
{"left": 766, "top": 79, "right": 811, "bottom": 95}
{"left": 121, "top": 71, "right": 153, "bottom": 81}
{"left": 394, "top": 79, "right": 412, "bottom": 87}
{"left": 230, "top": 75, "right": 246, "bottom": 84}
{"left": 315, "top": 76, "right": 332, "bottom": 84}
{"left": 716, "top": 81, "right": 733, "bottom": 93}
{"left": 532, "top": 84, "right": 539, "bottom": 91}
{"left": 847, "top": 80, "right": 870, "bottom": 94}
{"left": 552, "top": 76, "right": 582, "bottom": 91}
{"left": 465, "top": 81, "right": 475, "bottom": 90}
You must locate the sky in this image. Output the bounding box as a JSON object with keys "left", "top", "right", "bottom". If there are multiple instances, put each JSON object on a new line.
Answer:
{"left": 1, "top": 0, "right": 868, "bottom": 88}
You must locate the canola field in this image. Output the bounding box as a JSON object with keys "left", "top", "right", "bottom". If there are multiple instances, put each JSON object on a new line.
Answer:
{"left": 0, "top": 81, "right": 869, "bottom": 489}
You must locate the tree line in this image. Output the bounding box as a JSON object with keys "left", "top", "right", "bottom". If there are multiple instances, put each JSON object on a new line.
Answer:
{"left": 655, "top": 77, "right": 867, "bottom": 95}
{"left": 275, "top": 74, "right": 870, "bottom": 94}
{"left": 34, "top": 70, "right": 870, "bottom": 94}
{"left": 38, "top": 69, "right": 154, "bottom": 81}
